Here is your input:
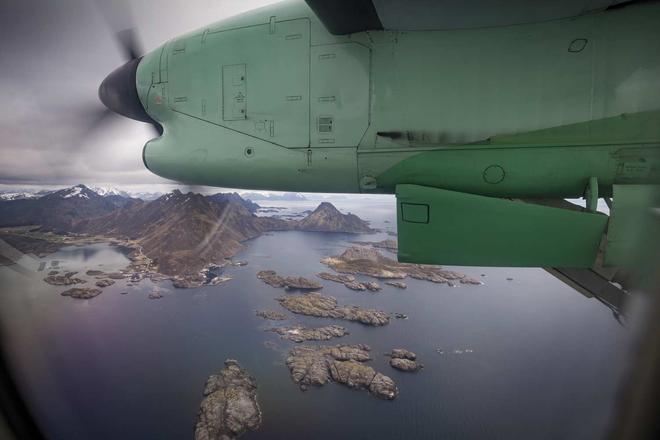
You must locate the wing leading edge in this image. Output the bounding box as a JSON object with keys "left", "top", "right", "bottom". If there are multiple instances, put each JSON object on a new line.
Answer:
{"left": 305, "top": 0, "right": 633, "bottom": 35}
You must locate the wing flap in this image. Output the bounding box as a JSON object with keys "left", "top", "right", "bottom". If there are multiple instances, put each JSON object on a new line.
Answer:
{"left": 396, "top": 184, "right": 608, "bottom": 267}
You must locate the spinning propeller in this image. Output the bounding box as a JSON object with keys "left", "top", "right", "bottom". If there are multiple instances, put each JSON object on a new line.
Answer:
{"left": 94, "top": 1, "right": 162, "bottom": 135}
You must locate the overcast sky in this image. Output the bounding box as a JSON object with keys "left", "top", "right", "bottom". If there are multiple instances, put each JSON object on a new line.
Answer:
{"left": 0, "top": 0, "right": 278, "bottom": 189}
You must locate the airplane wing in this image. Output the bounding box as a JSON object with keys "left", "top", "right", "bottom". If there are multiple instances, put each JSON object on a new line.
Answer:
{"left": 395, "top": 183, "right": 660, "bottom": 316}
{"left": 305, "top": 0, "right": 631, "bottom": 35}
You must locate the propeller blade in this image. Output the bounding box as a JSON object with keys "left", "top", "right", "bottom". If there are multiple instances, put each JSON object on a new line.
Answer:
{"left": 116, "top": 28, "right": 142, "bottom": 60}
{"left": 86, "top": 107, "right": 117, "bottom": 134}
{"left": 93, "top": 0, "right": 163, "bottom": 140}
{"left": 76, "top": 106, "right": 121, "bottom": 151}
{"left": 93, "top": 0, "right": 142, "bottom": 61}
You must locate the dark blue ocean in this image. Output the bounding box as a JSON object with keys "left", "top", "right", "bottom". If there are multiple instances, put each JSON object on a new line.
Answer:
{"left": 0, "top": 198, "right": 632, "bottom": 439}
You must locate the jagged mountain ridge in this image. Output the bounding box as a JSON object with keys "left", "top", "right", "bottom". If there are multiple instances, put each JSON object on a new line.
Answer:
{"left": 74, "top": 190, "right": 278, "bottom": 276}
{"left": 0, "top": 184, "right": 135, "bottom": 231}
{"left": 88, "top": 186, "right": 136, "bottom": 208}
{"left": 0, "top": 189, "right": 54, "bottom": 201}
{"left": 0, "top": 192, "right": 41, "bottom": 201}
{"left": 74, "top": 193, "right": 372, "bottom": 277}
{"left": 1, "top": 184, "right": 374, "bottom": 277}
{"left": 88, "top": 186, "right": 131, "bottom": 197}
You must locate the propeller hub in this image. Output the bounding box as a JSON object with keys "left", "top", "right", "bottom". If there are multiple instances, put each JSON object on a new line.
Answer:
{"left": 98, "top": 58, "right": 156, "bottom": 125}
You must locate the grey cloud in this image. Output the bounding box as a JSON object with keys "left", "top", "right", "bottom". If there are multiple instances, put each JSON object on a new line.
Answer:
{"left": 0, "top": 0, "right": 277, "bottom": 185}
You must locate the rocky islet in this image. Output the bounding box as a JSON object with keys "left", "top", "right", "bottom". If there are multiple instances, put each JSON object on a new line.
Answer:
{"left": 285, "top": 344, "right": 398, "bottom": 400}
{"left": 275, "top": 292, "right": 390, "bottom": 326}
{"left": 195, "top": 359, "right": 262, "bottom": 440}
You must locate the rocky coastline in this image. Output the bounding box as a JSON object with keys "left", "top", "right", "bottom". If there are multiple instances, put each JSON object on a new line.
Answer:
{"left": 387, "top": 349, "right": 423, "bottom": 372}
{"left": 1, "top": 189, "right": 449, "bottom": 413}
{"left": 257, "top": 270, "right": 323, "bottom": 290}
{"left": 322, "top": 246, "right": 482, "bottom": 286}
{"left": 60, "top": 287, "right": 102, "bottom": 299}
{"left": 275, "top": 292, "right": 390, "bottom": 326}
{"left": 195, "top": 359, "right": 262, "bottom": 440}
{"left": 2, "top": 194, "right": 379, "bottom": 291}
{"left": 352, "top": 238, "right": 398, "bottom": 253}
{"left": 269, "top": 325, "right": 348, "bottom": 343}
{"left": 317, "top": 272, "right": 381, "bottom": 292}
{"left": 255, "top": 310, "right": 288, "bottom": 320}
{"left": 286, "top": 344, "right": 398, "bottom": 399}
{"left": 44, "top": 271, "right": 86, "bottom": 286}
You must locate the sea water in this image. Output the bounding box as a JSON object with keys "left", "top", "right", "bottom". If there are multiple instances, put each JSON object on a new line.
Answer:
{"left": 0, "top": 198, "right": 632, "bottom": 439}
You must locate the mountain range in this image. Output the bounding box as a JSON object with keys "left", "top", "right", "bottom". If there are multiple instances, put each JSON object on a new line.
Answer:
{"left": 0, "top": 185, "right": 138, "bottom": 231}
{"left": 72, "top": 190, "right": 273, "bottom": 276}
{"left": 0, "top": 185, "right": 373, "bottom": 278}
{"left": 0, "top": 185, "right": 263, "bottom": 228}
{"left": 0, "top": 190, "right": 51, "bottom": 201}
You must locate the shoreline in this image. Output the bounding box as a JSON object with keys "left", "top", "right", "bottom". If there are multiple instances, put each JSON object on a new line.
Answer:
{"left": 0, "top": 228, "right": 239, "bottom": 289}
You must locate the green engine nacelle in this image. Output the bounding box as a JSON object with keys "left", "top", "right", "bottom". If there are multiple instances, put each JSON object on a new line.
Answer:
{"left": 134, "top": 0, "right": 660, "bottom": 199}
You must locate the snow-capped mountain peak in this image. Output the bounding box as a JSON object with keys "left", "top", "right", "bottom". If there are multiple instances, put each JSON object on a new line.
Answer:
{"left": 0, "top": 192, "right": 39, "bottom": 201}
{"left": 89, "top": 186, "right": 130, "bottom": 198}
{"left": 60, "top": 184, "right": 95, "bottom": 199}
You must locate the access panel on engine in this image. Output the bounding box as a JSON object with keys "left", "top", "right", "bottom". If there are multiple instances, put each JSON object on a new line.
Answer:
{"left": 168, "top": 19, "right": 310, "bottom": 149}
{"left": 222, "top": 64, "right": 247, "bottom": 121}
{"left": 310, "top": 43, "right": 370, "bottom": 147}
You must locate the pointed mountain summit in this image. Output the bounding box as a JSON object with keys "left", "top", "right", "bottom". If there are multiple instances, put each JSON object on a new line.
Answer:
{"left": 47, "top": 184, "right": 100, "bottom": 200}
{"left": 88, "top": 186, "right": 137, "bottom": 207}
{"left": 296, "top": 202, "right": 373, "bottom": 233}
{"left": 89, "top": 186, "right": 131, "bottom": 197}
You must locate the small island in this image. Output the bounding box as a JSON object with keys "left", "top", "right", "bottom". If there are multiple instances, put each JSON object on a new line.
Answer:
{"left": 352, "top": 238, "right": 398, "bottom": 252}
{"left": 44, "top": 271, "right": 86, "bottom": 286}
{"left": 255, "top": 310, "right": 288, "bottom": 321}
{"left": 286, "top": 344, "right": 398, "bottom": 399}
{"left": 269, "top": 325, "right": 348, "bottom": 343}
{"left": 60, "top": 287, "right": 102, "bottom": 299}
{"left": 322, "top": 246, "right": 482, "bottom": 286}
{"left": 195, "top": 359, "right": 262, "bottom": 440}
{"left": 317, "top": 272, "right": 381, "bottom": 291}
{"left": 388, "top": 349, "right": 423, "bottom": 372}
{"left": 148, "top": 288, "right": 163, "bottom": 299}
{"left": 256, "top": 270, "right": 323, "bottom": 290}
{"left": 275, "top": 292, "right": 390, "bottom": 326}
{"left": 95, "top": 279, "right": 115, "bottom": 288}
{"left": 317, "top": 272, "right": 369, "bottom": 291}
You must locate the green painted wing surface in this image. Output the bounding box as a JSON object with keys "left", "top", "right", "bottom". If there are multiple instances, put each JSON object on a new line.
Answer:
{"left": 605, "top": 184, "right": 660, "bottom": 268}
{"left": 396, "top": 184, "right": 608, "bottom": 267}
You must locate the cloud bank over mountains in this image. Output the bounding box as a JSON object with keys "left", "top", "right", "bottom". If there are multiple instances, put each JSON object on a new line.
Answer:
{"left": 0, "top": 0, "right": 274, "bottom": 185}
